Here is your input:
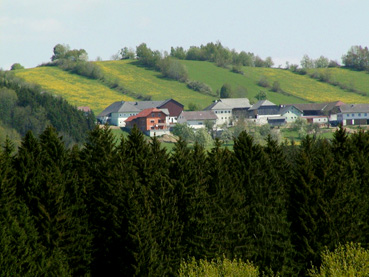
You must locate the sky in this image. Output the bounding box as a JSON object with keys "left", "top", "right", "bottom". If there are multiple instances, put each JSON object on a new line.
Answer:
{"left": 1, "top": 0, "right": 369, "bottom": 70}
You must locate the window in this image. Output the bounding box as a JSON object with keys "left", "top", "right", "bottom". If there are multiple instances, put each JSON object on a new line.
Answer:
{"left": 221, "top": 111, "right": 224, "bottom": 114}
{"left": 151, "top": 126, "right": 154, "bottom": 130}
{"left": 359, "top": 113, "right": 361, "bottom": 117}
{"left": 347, "top": 114, "right": 350, "bottom": 117}
{"left": 352, "top": 114, "right": 355, "bottom": 117}
{"left": 150, "top": 120, "right": 155, "bottom": 123}
{"left": 215, "top": 111, "right": 217, "bottom": 114}
{"left": 198, "top": 122, "right": 203, "bottom": 125}
{"left": 365, "top": 113, "right": 368, "bottom": 116}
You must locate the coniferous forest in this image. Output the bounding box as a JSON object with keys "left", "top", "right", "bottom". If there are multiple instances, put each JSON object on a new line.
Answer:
{"left": 1, "top": 125, "right": 369, "bottom": 276}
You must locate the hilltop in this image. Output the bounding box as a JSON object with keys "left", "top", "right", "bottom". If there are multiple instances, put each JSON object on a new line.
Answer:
{"left": 13, "top": 59, "right": 369, "bottom": 115}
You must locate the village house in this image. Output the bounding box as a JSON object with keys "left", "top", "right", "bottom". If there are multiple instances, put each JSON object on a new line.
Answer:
{"left": 337, "top": 104, "right": 369, "bottom": 126}
{"left": 177, "top": 110, "right": 217, "bottom": 129}
{"left": 292, "top": 101, "right": 344, "bottom": 125}
{"left": 247, "top": 100, "right": 282, "bottom": 125}
{"left": 204, "top": 98, "right": 251, "bottom": 126}
{"left": 279, "top": 105, "right": 303, "bottom": 123}
{"left": 97, "top": 99, "right": 184, "bottom": 127}
{"left": 125, "top": 108, "right": 170, "bottom": 137}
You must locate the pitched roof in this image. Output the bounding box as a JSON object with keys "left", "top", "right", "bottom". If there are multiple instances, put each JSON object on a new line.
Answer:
{"left": 339, "top": 104, "right": 369, "bottom": 113}
{"left": 126, "top": 98, "right": 184, "bottom": 110}
{"left": 279, "top": 105, "right": 303, "bottom": 114}
{"left": 125, "top": 108, "right": 166, "bottom": 122}
{"left": 97, "top": 101, "right": 140, "bottom": 117}
{"left": 204, "top": 98, "right": 251, "bottom": 110}
{"left": 98, "top": 99, "right": 183, "bottom": 117}
{"left": 218, "top": 98, "right": 251, "bottom": 108}
{"left": 249, "top": 100, "right": 277, "bottom": 110}
{"left": 292, "top": 101, "right": 344, "bottom": 112}
{"left": 180, "top": 110, "right": 217, "bottom": 121}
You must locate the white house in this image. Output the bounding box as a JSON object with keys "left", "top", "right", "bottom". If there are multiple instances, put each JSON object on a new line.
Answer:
{"left": 279, "top": 105, "right": 303, "bottom": 123}
{"left": 337, "top": 104, "right": 369, "bottom": 126}
{"left": 177, "top": 110, "right": 217, "bottom": 129}
{"left": 204, "top": 98, "right": 251, "bottom": 126}
{"left": 97, "top": 101, "right": 140, "bottom": 127}
{"left": 97, "top": 99, "right": 184, "bottom": 127}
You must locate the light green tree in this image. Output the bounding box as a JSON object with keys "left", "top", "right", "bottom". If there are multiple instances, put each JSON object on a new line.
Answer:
{"left": 309, "top": 243, "right": 369, "bottom": 276}
{"left": 179, "top": 257, "right": 259, "bottom": 277}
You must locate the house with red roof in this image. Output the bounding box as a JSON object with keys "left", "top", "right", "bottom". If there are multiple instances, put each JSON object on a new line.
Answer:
{"left": 125, "top": 108, "right": 170, "bottom": 136}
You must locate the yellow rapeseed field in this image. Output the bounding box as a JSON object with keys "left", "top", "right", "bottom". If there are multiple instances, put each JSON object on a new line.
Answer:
{"left": 15, "top": 67, "right": 134, "bottom": 114}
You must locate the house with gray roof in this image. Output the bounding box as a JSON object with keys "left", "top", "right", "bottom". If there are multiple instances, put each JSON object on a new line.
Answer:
{"left": 97, "top": 98, "right": 184, "bottom": 127}
{"left": 177, "top": 110, "right": 217, "bottom": 129}
{"left": 204, "top": 98, "right": 251, "bottom": 126}
{"left": 97, "top": 101, "right": 141, "bottom": 126}
{"left": 337, "top": 104, "right": 369, "bottom": 126}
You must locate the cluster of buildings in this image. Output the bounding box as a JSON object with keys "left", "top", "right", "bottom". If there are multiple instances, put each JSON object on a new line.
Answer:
{"left": 96, "top": 98, "right": 369, "bottom": 136}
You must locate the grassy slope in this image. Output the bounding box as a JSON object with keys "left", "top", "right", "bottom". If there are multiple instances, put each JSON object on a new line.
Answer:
{"left": 307, "top": 67, "right": 369, "bottom": 96}
{"left": 96, "top": 60, "right": 215, "bottom": 109}
{"left": 14, "top": 61, "right": 369, "bottom": 117}
{"left": 181, "top": 60, "right": 306, "bottom": 104}
{"left": 182, "top": 60, "right": 369, "bottom": 104}
{"left": 14, "top": 66, "right": 135, "bottom": 114}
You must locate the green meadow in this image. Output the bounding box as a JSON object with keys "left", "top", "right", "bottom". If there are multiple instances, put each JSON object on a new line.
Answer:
{"left": 13, "top": 60, "right": 369, "bottom": 117}
{"left": 96, "top": 60, "right": 215, "bottom": 109}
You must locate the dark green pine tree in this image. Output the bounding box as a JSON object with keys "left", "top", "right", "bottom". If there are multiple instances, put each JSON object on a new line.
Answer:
{"left": 80, "top": 125, "right": 126, "bottom": 275}
{"left": 169, "top": 139, "right": 210, "bottom": 261}
{"left": 288, "top": 136, "right": 349, "bottom": 275}
{"left": 1, "top": 137, "right": 71, "bottom": 275}
{"left": 15, "top": 127, "right": 93, "bottom": 275}
{"left": 233, "top": 131, "right": 293, "bottom": 275}
{"left": 123, "top": 130, "right": 183, "bottom": 275}
{"left": 346, "top": 130, "right": 369, "bottom": 247}
{"left": 203, "top": 139, "right": 246, "bottom": 259}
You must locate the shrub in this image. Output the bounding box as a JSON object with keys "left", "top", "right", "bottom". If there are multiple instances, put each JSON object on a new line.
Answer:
{"left": 257, "top": 76, "right": 270, "bottom": 88}
{"left": 309, "top": 242, "right": 369, "bottom": 276}
{"left": 179, "top": 256, "right": 259, "bottom": 277}
{"left": 186, "top": 81, "right": 214, "bottom": 95}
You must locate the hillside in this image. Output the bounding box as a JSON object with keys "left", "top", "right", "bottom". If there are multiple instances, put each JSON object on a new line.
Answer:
{"left": 14, "top": 66, "right": 135, "bottom": 114}
{"left": 13, "top": 60, "right": 369, "bottom": 115}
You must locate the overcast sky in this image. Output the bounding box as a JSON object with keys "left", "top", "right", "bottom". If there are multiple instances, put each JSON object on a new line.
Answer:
{"left": 1, "top": 0, "right": 369, "bottom": 70}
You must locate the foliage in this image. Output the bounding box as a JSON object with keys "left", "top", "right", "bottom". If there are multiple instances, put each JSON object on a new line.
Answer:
{"left": 10, "top": 63, "right": 25, "bottom": 70}
{"left": 119, "top": 47, "right": 135, "bottom": 59}
{"left": 179, "top": 256, "right": 259, "bottom": 277}
{"left": 158, "top": 57, "right": 188, "bottom": 82}
{"left": 194, "top": 128, "right": 213, "bottom": 147}
{"left": 257, "top": 76, "right": 270, "bottom": 88}
{"left": 172, "top": 123, "right": 195, "bottom": 142}
{"left": 309, "top": 243, "right": 369, "bottom": 276}
{"left": 255, "top": 90, "right": 267, "bottom": 100}
{"left": 220, "top": 83, "right": 232, "bottom": 98}
{"left": 186, "top": 80, "right": 214, "bottom": 96}
{"left": 342, "top": 45, "right": 369, "bottom": 71}
{"left": 0, "top": 70, "right": 95, "bottom": 145}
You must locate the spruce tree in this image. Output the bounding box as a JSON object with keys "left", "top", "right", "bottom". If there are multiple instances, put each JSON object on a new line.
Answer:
{"left": 233, "top": 131, "right": 293, "bottom": 275}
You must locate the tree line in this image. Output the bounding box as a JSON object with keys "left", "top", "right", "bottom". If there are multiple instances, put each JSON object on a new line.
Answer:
{"left": 1, "top": 125, "right": 369, "bottom": 276}
{"left": 0, "top": 70, "right": 95, "bottom": 147}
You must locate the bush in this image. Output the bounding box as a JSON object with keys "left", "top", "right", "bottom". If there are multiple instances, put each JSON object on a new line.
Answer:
{"left": 309, "top": 242, "right": 369, "bottom": 276}
{"left": 257, "top": 76, "right": 270, "bottom": 88}
{"left": 186, "top": 81, "right": 214, "bottom": 95}
{"left": 179, "top": 256, "right": 259, "bottom": 277}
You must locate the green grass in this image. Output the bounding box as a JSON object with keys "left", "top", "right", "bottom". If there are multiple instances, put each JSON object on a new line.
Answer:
{"left": 307, "top": 67, "right": 369, "bottom": 97}
{"left": 96, "top": 60, "right": 215, "bottom": 110}
{"left": 181, "top": 60, "right": 307, "bottom": 104}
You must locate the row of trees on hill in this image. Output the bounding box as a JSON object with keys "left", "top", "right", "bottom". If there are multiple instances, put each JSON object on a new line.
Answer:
{"left": 0, "top": 70, "right": 95, "bottom": 146}
{"left": 1, "top": 125, "right": 369, "bottom": 275}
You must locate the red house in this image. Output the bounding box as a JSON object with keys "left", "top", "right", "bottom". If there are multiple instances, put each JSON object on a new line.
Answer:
{"left": 125, "top": 108, "right": 170, "bottom": 136}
